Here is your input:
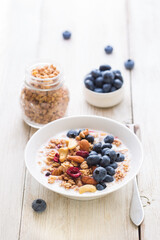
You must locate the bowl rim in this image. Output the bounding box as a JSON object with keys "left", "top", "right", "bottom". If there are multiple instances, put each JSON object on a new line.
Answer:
{"left": 83, "top": 84, "right": 124, "bottom": 95}
{"left": 25, "top": 115, "right": 143, "bottom": 200}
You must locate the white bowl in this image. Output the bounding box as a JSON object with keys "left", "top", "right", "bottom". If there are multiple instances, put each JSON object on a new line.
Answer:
{"left": 25, "top": 115, "right": 143, "bottom": 200}
{"left": 83, "top": 85, "right": 124, "bottom": 108}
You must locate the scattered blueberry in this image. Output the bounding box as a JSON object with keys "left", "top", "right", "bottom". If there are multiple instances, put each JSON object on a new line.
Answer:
{"left": 89, "top": 151, "right": 98, "bottom": 155}
{"left": 103, "top": 83, "right": 112, "bottom": 93}
{"left": 94, "top": 88, "right": 103, "bottom": 93}
{"left": 95, "top": 77, "right": 103, "bottom": 88}
{"left": 45, "top": 172, "right": 51, "bottom": 177}
{"left": 116, "top": 153, "right": 125, "bottom": 162}
{"left": 100, "top": 155, "right": 110, "bottom": 167}
{"left": 87, "top": 155, "right": 101, "bottom": 165}
{"left": 99, "top": 65, "right": 111, "bottom": 71}
{"left": 110, "top": 162, "right": 118, "bottom": 169}
{"left": 96, "top": 182, "right": 107, "bottom": 191}
{"left": 91, "top": 69, "right": 102, "bottom": 78}
{"left": 105, "top": 149, "right": 117, "bottom": 162}
{"left": 113, "top": 79, "right": 123, "bottom": 89}
{"left": 105, "top": 166, "right": 115, "bottom": 176}
{"left": 124, "top": 59, "right": 134, "bottom": 70}
{"left": 102, "top": 143, "right": 112, "bottom": 149}
{"left": 93, "top": 167, "right": 107, "bottom": 182}
{"left": 85, "top": 135, "right": 94, "bottom": 143}
{"left": 67, "top": 130, "right": 79, "bottom": 138}
{"left": 110, "top": 86, "right": 117, "bottom": 92}
{"left": 84, "top": 79, "right": 94, "bottom": 91}
{"left": 104, "top": 45, "right": 113, "bottom": 54}
{"left": 103, "top": 175, "right": 114, "bottom": 183}
{"left": 104, "top": 135, "right": 114, "bottom": 143}
{"left": 62, "top": 31, "right": 71, "bottom": 40}
{"left": 32, "top": 199, "right": 47, "bottom": 213}
{"left": 93, "top": 142, "right": 102, "bottom": 153}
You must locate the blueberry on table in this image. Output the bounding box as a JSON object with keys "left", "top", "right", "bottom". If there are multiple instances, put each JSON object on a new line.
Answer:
{"left": 116, "top": 153, "right": 125, "bottom": 162}
{"left": 94, "top": 88, "right": 103, "bottom": 93}
{"left": 124, "top": 59, "right": 134, "bottom": 70}
{"left": 91, "top": 69, "right": 102, "bottom": 78}
{"left": 32, "top": 199, "right": 47, "bottom": 213}
{"left": 62, "top": 31, "right": 71, "bottom": 40}
{"left": 85, "top": 134, "right": 94, "bottom": 143}
{"left": 84, "top": 79, "right": 94, "bottom": 91}
{"left": 102, "top": 143, "right": 112, "bottom": 149}
{"left": 105, "top": 166, "right": 115, "bottom": 176}
{"left": 113, "top": 79, "right": 123, "bottom": 89}
{"left": 96, "top": 182, "right": 107, "bottom": 191}
{"left": 110, "top": 162, "right": 118, "bottom": 169}
{"left": 110, "top": 86, "right": 117, "bottom": 92}
{"left": 100, "top": 155, "right": 110, "bottom": 167}
{"left": 93, "top": 167, "right": 107, "bottom": 182}
{"left": 95, "top": 76, "right": 103, "bottom": 88}
{"left": 93, "top": 142, "right": 102, "bottom": 153}
{"left": 104, "top": 135, "right": 114, "bottom": 143}
{"left": 89, "top": 151, "right": 98, "bottom": 155}
{"left": 103, "top": 174, "right": 114, "bottom": 183}
{"left": 104, "top": 45, "right": 113, "bottom": 54}
{"left": 67, "top": 130, "right": 79, "bottom": 138}
{"left": 87, "top": 154, "right": 101, "bottom": 165}
{"left": 99, "top": 65, "right": 111, "bottom": 71}
{"left": 103, "top": 83, "right": 112, "bottom": 93}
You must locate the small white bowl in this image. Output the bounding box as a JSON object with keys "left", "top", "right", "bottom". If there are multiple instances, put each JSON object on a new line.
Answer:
{"left": 83, "top": 85, "right": 124, "bottom": 108}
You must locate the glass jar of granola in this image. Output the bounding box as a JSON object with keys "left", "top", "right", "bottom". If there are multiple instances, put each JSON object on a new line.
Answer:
{"left": 20, "top": 61, "right": 70, "bottom": 128}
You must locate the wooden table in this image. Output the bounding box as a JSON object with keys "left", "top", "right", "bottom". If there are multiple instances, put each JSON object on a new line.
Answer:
{"left": 0, "top": 0, "right": 159, "bottom": 239}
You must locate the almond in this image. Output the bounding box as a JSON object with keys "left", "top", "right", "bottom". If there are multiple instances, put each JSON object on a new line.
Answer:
{"left": 67, "top": 155, "right": 84, "bottom": 163}
{"left": 79, "top": 139, "right": 90, "bottom": 152}
{"left": 81, "top": 176, "right": 97, "bottom": 185}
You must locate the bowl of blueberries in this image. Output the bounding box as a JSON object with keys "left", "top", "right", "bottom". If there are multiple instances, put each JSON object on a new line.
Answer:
{"left": 84, "top": 64, "right": 124, "bottom": 108}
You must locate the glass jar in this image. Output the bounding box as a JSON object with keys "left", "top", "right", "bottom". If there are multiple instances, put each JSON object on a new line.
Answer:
{"left": 20, "top": 61, "right": 70, "bottom": 128}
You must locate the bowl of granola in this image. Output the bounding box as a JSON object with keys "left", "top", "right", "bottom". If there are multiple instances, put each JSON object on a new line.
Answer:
{"left": 25, "top": 116, "right": 143, "bottom": 200}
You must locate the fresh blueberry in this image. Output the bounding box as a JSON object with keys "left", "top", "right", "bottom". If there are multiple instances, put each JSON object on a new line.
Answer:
{"left": 103, "top": 175, "right": 114, "bottom": 182}
{"left": 104, "top": 45, "right": 113, "bottom": 54}
{"left": 87, "top": 155, "right": 101, "bottom": 165}
{"left": 110, "top": 162, "right": 118, "bottom": 169}
{"left": 94, "top": 88, "right": 103, "bottom": 93}
{"left": 113, "top": 70, "right": 121, "bottom": 75}
{"left": 110, "top": 86, "right": 117, "bottom": 92}
{"left": 116, "top": 153, "right": 125, "bottom": 162}
{"left": 113, "top": 79, "right": 123, "bottom": 89}
{"left": 124, "top": 59, "right": 134, "bottom": 70}
{"left": 102, "top": 148, "right": 110, "bottom": 156}
{"left": 105, "top": 149, "right": 117, "bottom": 163}
{"left": 102, "top": 143, "right": 112, "bottom": 149}
{"left": 91, "top": 69, "right": 102, "bottom": 78}
{"left": 84, "top": 79, "right": 94, "bottom": 91}
{"left": 67, "top": 130, "right": 79, "bottom": 138}
{"left": 114, "top": 73, "right": 123, "bottom": 82}
{"left": 93, "top": 167, "right": 107, "bottom": 182}
{"left": 96, "top": 182, "right": 107, "bottom": 191}
{"left": 45, "top": 172, "right": 51, "bottom": 177}
{"left": 99, "top": 65, "right": 111, "bottom": 71}
{"left": 93, "top": 142, "right": 102, "bottom": 153}
{"left": 100, "top": 155, "right": 110, "bottom": 167}
{"left": 85, "top": 134, "right": 94, "bottom": 143}
{"left": 105, "top": 166, "right": 115, "bottom": 176}
{"left": 103, "top": 83, "right": 112, "bottom": 93}
{"left": 84, "top": 74, "right": 94, "bottom": 82}
{"left": 95, "top": 77, "right": 103, "bottom": 88}
{"left": 89, "top": 151, "right": 98, "bottom": 155}
{"left": 104, "top": 135, "right": 114, "bottom": 143}
{"left": 62, "top": 31, "right": 71, "bottom": 40}
{"left": 103, "top": 70, "right": 114, "bottom": 83}
{"left": 32, "top": 199, "right": 47, "bottom": 212}
{"left": 78, "top": 129, "right": 85, "bottom": 134}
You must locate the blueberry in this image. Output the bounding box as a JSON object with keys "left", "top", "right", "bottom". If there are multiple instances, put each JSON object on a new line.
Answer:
{"left": 93, "top": 142, "right": 102, "bottom": 153}
{"left": 110, "top": 86, "right": 117, "bottom": 92}
{"left": 93, "top": 167, "right": 107, "bottom": 182}
{"left": 116, "top": 153, "right": 125, "bottom": 162}
{"left": 91, "top": 69, "right": 102, "bottom": 78}
{"left": 113, "top": 70, "right": 121, "bottom": 75}
{"left": 89, "top": 151, "right": 98, "bottom": 155}
{"left": 32, "top": 199, "right": 47, "bottom": 212}
{"left": 99, "top": 65, "right": 111, "bottom": 71}
{"left": 67, "top": 130, "right": 79, "bottom": 138}
{"left": 96, "top": 182, "right": 107, "bottom": 191}
{"left": 104, "top": 45, "right": 113, "bottom": 54}
{"left": 94, "top": 88, "right": 103, "bottom": 93}
{"left": 84, "top": 74, "right": 94, "bottom": 82}
{"left": 114, "top": 73, "right": 123, "bottom": 82}
{"left": 102, "top": 143, "right": 112, "bottom": 149}
{"left": 45, "top": 172, "right": 51, "bottom": 177}
{"left": 100, "top": 155, "right": 110, "bottom": 167}
{"left": 105, "top": 166, "right": 115, "bottom": 176}
{"left": 84, "top": 79, "right": 94, "bottom": 91}
{"left": 62, "top": 31, "right": 71, "bottom": 40}
{"left": 102, "top": 148, "right": 110, "bottom": 156}
{"left": 110, "top": 162, "right": 118, "bottom": 169}
{"left": 103, "top": 83, "right": 112, "bottom": 93}
{"left": 105, "top": 149, "right": 117, "bottom": 163}
{"left": 95, "top": 77, "right": 103, "bottom": 88}
{"left": 124, "top": 59, "right": 134, "bottom": 70}
{"left": 78, "top": 129, "right": 85, "bottom": 134}
{"left": 113, "top": 79, "right": 123, "bottom": 89}
{"left": 104, "top": 135, "right": 114, "bottom": 143}
{"left": 85, "top": 134, "right": 94, "bottom": 143}
{"left": 103, "top": 70, "right": 114, "bottom": 83}
{"left": 87, "top": 155, "right": 101, "bottom": 165}
{"left": 103, "top": 175, "right": 114, "bottom": 182}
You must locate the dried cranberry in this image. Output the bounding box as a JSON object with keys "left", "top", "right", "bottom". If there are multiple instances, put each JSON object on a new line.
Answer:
{"left": 53, "top": 153, "right": 59, "bottom": 162}
{"left": 66, "top": 167, "right": 81, "bottom": 178}
{"left": 76, "top": 151, "right": 89, "bottom": 158}
{"left": 45, "top": 172, "right": 51, "bottom": 177}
